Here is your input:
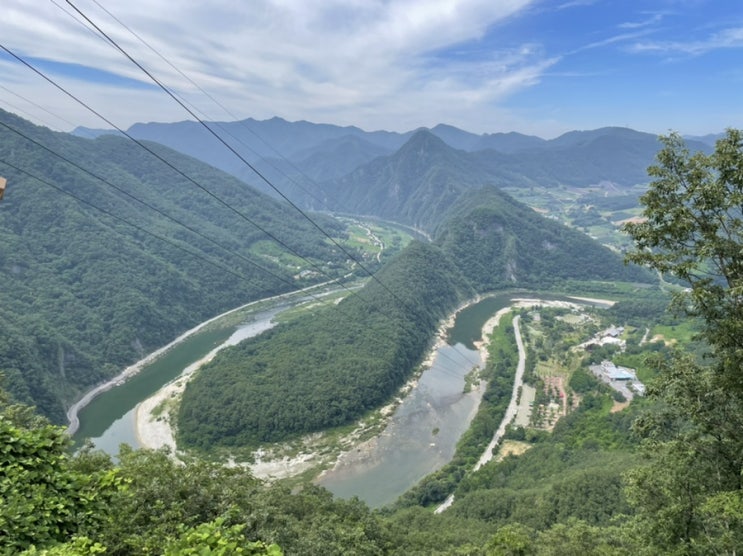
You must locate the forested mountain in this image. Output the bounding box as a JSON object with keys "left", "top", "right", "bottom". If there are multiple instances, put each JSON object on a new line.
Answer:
{"left": 0, "top": 109, "right": 350, "bottom": 422}
{"left": 178, "top": 240, "right": 475, "bottom": 448}
{"left": 124, "top": 117, "right": 409, "bottom": 196}
{"left": 429, "top": 123, "right": 546, "bottom": 152}
{"left": 320, "top": 130, "right": 493, "bottom": 228}
{"left": 116, "top": 116, "right": 713, "bottom": 208}
{"left": 247, "top": 135, "right": 393, "bottom": 210}
{"left": 434, "top": 187, "right": 651, "bottom": 290}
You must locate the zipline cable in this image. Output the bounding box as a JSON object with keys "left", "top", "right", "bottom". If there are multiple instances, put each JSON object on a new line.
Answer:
{"left": 0, "top": 116, "right": 315, "bottom": 286}
{"left": 78, "top": 0, "right": 328, "bottom": 209}
{"left": 0, "top": 42, "right": 364, "bottom": 302}
{"left": 61, "top": 0, "right": 478, "bottom": 370}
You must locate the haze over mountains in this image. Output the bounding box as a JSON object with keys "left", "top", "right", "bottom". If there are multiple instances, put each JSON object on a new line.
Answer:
{"left": 74, "top": 117, "right": 712, "bottom": 217}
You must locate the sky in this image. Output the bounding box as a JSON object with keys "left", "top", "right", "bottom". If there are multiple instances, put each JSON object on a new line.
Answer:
{"left": 1, "top": 0, "right": 742, "bottom": 138}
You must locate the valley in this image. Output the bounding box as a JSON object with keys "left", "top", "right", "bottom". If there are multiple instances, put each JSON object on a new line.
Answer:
{"left": 1, "top": 106, "right": 732, "bottom": 554}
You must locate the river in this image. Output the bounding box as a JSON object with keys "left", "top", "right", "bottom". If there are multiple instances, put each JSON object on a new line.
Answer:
{"left": 74, "top": 290, "right": 608, "bottom": 504}
{"left": 316, "top": 293, "right": 613, "bottom": 507}
{"left": 315, "top": 294, "right": 515, "bottom": 507}
{"left": 72, "top": 303, "right": 290, "bottom": 453}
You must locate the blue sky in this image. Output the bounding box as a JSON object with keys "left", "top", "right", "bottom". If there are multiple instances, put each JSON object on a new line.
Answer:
{"left": 1, "top": 0, "right": 742, "bottom": 137}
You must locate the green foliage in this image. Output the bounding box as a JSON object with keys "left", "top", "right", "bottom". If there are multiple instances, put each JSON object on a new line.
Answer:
{"left": 485, "top": 523, "right": 535, "bottom": 555}
{"left": 0, "top": 393, "right": 121, "bottom": 554}
{"left": 20, "top": 536, "right": 106, "bottom": 555}
{"left": 177, "top": 241, "right": 474, "bottom": 448}
{"left": 623, "top": 130, "right": 743, "bottom": 551}
{"left": 449, "top": 392, "right": 640, "bottom": 529}
{"left": 1, "top": 392, "right": 393, "bottom": 555}
{"left": 163, "top": 518, "right": 283, "bottom": 555}
{"left": 435, "top": 187, "right": 652, "bottom": 292}
{"left": 625, "top": 130, "right": 743, "bottom": 358}
{"left": 607, "top": 294, "right": 671, "bottom": 325}
{"left": 568, "top": 368, "right": 596, "bottom": 393}
{"left": 0, "top": 109, "right": 352, "bottom": 421}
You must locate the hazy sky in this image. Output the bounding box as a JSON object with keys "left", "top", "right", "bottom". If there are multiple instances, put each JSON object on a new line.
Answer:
{"left": 2, "top": 0, "right": 742, "bottom": 138}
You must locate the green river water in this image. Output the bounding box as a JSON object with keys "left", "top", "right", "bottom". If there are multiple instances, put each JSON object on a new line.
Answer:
{"left": 74, "top": 291, "right": 604, "bottom": 505}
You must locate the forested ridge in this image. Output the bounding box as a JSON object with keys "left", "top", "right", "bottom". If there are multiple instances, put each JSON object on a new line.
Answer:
{"left": 178, "top": 241, "right": 475, "bottom": 448}
{"left": 434, "top": 186, "right": 652, "bottom": 290}
{"left": 5, "top": 104, "right": 742, "bottom": 555}
{"left": 0, "top": 109, "right": 351, "bottom": 422}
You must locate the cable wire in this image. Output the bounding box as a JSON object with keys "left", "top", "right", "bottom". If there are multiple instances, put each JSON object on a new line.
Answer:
{"left": 0, "top": 116, "right": 302, "bottom": 285}
{"left": 0, "top": 42, "right": 362, "bottom": 301}
{"left": 62, "top": 0, "right": 418, "bottom": 311}
{"left": 60, "top": 0, "right": 477, "bottom": 370}
{"left": 82, "top": 0, "right": 328, "bottom": 208}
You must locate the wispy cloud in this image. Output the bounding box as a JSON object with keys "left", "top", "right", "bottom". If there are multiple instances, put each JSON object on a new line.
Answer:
{"left": 557, "top": 0, "right": 598, "bottom": 10}
{"left": 618, "top": 12, "right": 667, "bottom": 30}
{"left": 0, "top": 0, "right": 554, "bottom": 132}
{"left": 630, "top": 25, "right": 743, "bottom": 55}
{"left": 578, "top": 29, "right": 657, "bottom": 52}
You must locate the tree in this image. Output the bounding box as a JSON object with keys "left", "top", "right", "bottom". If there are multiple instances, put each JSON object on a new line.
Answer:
{"left": 162, "top": 517, "right": 282, "bottom": 555}
{"left": 0, "top": 385, "right": 121, "bottom": 554}
{"left": 623, "top": 130, "right": 743, "bottom": 552}
{"left": 625, "top": 130, "right": 743, "bottom": 362}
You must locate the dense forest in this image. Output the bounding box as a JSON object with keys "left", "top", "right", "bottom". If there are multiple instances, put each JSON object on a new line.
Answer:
{"left": 433, "top": 187, "right": 651, "bottom": 291}
{"left": 0, "top": 109, "right": 352, "bottom": 422}
{"left": 177, "top": 241, "right": 474, "bottom": 448}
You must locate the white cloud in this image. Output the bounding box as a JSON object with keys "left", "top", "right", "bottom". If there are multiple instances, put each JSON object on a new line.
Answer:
{"left": 618, "top": 12, "right": 666, "bottom": 30}
{"left": 0, "top": 0, "right": 551, "bottom": 133}
{"left": 630, "top": 26, "right": 743, "bottom": 55}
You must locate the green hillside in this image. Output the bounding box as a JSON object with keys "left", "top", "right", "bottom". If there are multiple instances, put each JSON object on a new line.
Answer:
{"left": 177, "top": 241, "right": 475, "bottom": 448}
{"left": 0, "top": 110, "right": 351, "bottom": 422}
{"left": 325, "top": 130, "right": 489, "bottom": 228}
{"left": 435, "top": 187, "right": 652, "bottom": 290}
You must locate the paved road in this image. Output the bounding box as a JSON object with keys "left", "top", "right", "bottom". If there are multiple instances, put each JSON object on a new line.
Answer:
{"left": 435, "top": 314, "right": 526, "bottom": 513}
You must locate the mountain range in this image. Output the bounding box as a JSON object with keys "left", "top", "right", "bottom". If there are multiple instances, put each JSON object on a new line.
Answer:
{"left": 74, "top": 117, "right": 712, "bottom": 210}
{"left": 4, "top": 108, "right": 658, "bottom": 422}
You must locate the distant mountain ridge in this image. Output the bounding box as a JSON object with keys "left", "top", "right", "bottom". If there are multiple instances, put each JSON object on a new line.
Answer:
{"left": 93, "top": 117, "right": 712, "bottom": 207}
{"left": 313, "top": 127, "right": 713, "bottom": 231}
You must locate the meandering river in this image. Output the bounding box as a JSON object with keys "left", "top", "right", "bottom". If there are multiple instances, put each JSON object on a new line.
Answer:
{"left": 71, "top": 306, "right": 284, "bottom": 453}
{"left": 72, "top": 290, "right": 608, "bottom": 504}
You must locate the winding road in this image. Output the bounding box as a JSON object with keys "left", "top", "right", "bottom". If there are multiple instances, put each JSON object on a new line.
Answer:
{"left": 435, "top": 314, "right": 526, "bottom": 514}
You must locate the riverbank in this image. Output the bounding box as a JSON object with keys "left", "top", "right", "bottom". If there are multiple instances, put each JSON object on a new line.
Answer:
{"left": 435, "top": 296, "right": 615, "bottom": 513}
{"left": 133, "top": 294, "right": 487, "bottom": 479}
{"left": 67, "top": 281, "right": 343, "bottom": 437}
{"left": 315, "top": 296, "right": 497, "bottom": 490}
{"left": 133, "top": 293, "right": 614, "bottom": 487}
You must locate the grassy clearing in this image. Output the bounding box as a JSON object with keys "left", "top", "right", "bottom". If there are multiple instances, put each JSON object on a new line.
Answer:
{"left": 652, "top": 320, "right": 699, "bottom": 344}
{"left": 496, "top": 439, "right": 533, "bottom": 461}
{"left": 336, "top": 217, "right": 413, "bottom": 262}
{"left": 272, "top": 288, "right": 360, "bottom": 323}
{"left": 250, "top": 239, "right": 311, "bottom": 270}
